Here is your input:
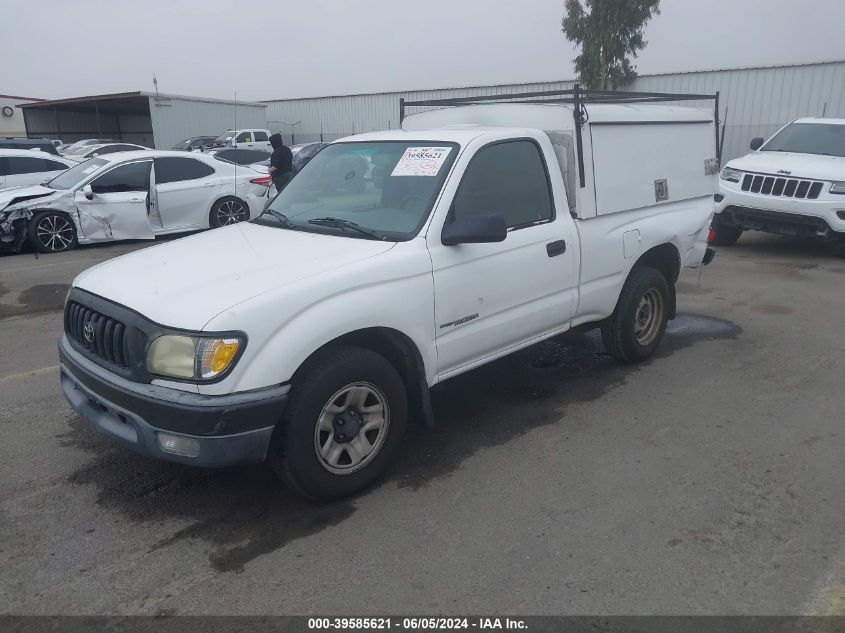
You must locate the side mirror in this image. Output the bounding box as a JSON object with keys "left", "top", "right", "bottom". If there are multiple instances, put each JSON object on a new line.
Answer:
{"left": 442, "top": 212, "right": 507, "bottom": 246}
{"left": 750, "top": 137, "right": 765, "bottom": 151}
{"left": 82, "top": 184, "right": 94, "bottom": 200}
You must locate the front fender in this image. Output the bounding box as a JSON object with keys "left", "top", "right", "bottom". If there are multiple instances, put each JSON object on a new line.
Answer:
{"left": 197, "top": 245, "right": 437, "bottom": 396}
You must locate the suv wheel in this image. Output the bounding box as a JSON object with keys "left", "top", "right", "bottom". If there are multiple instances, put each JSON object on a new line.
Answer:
{"left": 269, "top": 346, "right": 407, "bottom": 500}
{"left": 711, "top": 218, "right": 743, "bottom": 246}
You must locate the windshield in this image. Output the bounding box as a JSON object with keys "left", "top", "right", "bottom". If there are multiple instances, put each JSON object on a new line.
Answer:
{"left": 261, "top": 141, "right": 458, "bottom": 240}
{"left": 215, "top": 131, "right": 235, "bottom": 143}
{"left": 64, "top": 145, "right": 94, "bottom": 155}
{"left": 46, "top": 158, "right": 109, "bottom": 190}
{"left": 762, "top": 122, "right": 845, "bottom": 157}
{"left": 172, "top": 138, "right": 196, "bottom": 150}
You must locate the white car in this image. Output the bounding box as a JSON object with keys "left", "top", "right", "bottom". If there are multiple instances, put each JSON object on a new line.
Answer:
{"left": 0, "top": 149, "right": 75, "bottom": 188}
{"left": 211, "top": 129, "right": 272, "bottom": 150}
{"left": 715, "top": 117, "right": 845, "bottom": 246}
{"left": 0, "top": 150, "right": 270, "bottom": 253}
{"left": 63, "top": 143, "right": 149, "bottom": 162}
{"left": 57, "top": 100, "right": 716, "bottom": 499}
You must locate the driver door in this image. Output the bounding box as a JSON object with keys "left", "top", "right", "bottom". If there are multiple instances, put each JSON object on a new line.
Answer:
{"left": 74, "top": 159, "right": 154, "bottom": 242}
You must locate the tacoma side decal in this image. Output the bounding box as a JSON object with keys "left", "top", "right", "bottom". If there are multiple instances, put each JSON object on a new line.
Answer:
{"left": 439, "top": 313, "right": 479, "bottom": 329}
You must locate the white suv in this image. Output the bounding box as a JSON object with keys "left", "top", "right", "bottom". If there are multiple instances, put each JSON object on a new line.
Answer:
{"left": 714, "top": 118, "right": 845, "bottom": 247}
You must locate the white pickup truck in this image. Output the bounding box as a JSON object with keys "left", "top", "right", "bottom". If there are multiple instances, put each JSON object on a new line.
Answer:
{"left": 59, "top": 91, "right": 718, "bottom": 499}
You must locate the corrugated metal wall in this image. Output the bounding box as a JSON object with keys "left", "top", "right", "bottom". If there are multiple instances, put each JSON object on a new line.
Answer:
{"left": 631, "top": 62, "right": 845, "bottom": 160}
{"left": 149, "top": 96, "right": 267, "bottom": 149}
{"left": 265, "top": 61, "right": 845, "bottom": 160}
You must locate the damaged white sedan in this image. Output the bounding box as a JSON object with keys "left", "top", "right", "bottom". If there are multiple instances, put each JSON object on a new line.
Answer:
{"left": 0, "top": 150, "right": 271, "bottom": 254}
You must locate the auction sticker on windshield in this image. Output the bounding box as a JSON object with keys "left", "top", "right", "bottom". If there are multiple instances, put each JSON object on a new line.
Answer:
{"left": 391, "top": 147, "right": 452, "bottom": 177}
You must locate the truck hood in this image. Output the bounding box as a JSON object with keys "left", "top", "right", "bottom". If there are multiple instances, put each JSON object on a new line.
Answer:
{"left": 0, "top": 185, "right": 61, "bottom": 212}
{"left": 727, "top": 151, "right": 845, "bottom": 182}
{"left": 73, "top": 222, "right": 396, "bottom": 330}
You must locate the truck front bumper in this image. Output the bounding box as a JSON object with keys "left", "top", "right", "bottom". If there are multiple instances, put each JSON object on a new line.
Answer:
{"left": 59, "top": 336, "right": 288, "bottom": 467}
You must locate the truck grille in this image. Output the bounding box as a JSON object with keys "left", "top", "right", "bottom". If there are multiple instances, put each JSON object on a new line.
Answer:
{"left": 65, "top": 301, "right": 129, "bottom": 368}
{"left": 741, "top": 174, "right": 823, "bottom": 200}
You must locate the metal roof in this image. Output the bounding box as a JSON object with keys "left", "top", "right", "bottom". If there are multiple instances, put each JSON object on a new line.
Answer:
{"left": 19, "top": 91, "right": 267, "bottom": 109}
{"left": 0, "top": 94, "right": 43, "bottom": 101}
{"left": 261, "top": 59, "right": 845, "bottom": 102}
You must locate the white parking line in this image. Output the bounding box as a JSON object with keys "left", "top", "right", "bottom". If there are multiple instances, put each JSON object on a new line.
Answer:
{"left": 0, "top": 364, "right": 59, "bottom": 383}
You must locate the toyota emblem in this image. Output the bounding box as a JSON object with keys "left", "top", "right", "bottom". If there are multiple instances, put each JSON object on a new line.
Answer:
{"left": 83, "top": 321, "right": 96, "bottom": 344}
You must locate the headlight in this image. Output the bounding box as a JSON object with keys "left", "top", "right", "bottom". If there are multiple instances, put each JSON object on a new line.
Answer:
{"left": 147, "top": 334, "right": 244, "bottom": 381}
{"left": 830, "top": 182, "right": 845, "bottom": 195}
{"left": 720, "top": 167, "right": 742, "bottom": 182}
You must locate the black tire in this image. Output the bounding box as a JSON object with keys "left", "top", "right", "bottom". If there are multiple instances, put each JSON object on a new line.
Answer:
{"left": 269, "top": 345, "right": 408, "bottom": 500}
{"left": 711, "top": 220, "right": 743, "bottom": 246}
{"left": 209, "top": 197, "right": 250, "bottom": 228}
{"left": 601, "top": 266, "right": 671, "bottom": 363}
{"left": 27, "top": 211, "right": 78, "bottom": 253}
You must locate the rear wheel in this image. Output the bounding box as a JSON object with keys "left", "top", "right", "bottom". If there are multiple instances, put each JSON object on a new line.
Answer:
{"left": 27, "top": 211, "right": 78, "bottom": 253}
{"left": 209, "top": 197, "right": 249, "bottom": 228}
{"left": 602, "top": 266, "right": 670, "bottom": 363}
{"left": 269, "top": 346, "right": 407, "bottom": 500}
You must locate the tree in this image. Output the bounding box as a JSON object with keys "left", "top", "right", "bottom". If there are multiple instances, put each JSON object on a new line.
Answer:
{"left": 562, "top": 0, "right": 661, "bottom": 91}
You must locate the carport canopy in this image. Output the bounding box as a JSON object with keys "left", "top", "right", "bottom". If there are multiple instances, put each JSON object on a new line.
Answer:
{"left": 20, "top": 92, "right": 155, "bottom": 147}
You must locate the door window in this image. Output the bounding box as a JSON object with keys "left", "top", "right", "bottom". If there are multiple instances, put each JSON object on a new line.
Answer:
{"left": 154, "top": 157, "right": 215, "bottom": 184}
{"left": 43, "top": 159, "right": 70, "bottom": 171}
{"left": 452, "top": 140, "right": 553, "bottom": 229}
{"left": 3, "top": 156, "right": 61, "bottom": 175}
{"left": 89, "top": 161, "right": 151, "bottom": 194}
{"left": 254, "top": 131, "right": 268, "bottom": 142}
{"left": 235, "top": 132, "right": 253, "bottom": 143}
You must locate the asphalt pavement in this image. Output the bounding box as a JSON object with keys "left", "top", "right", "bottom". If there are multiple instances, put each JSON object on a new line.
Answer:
{"left": 0, "top": 233, "right": 843, "bottom": 615}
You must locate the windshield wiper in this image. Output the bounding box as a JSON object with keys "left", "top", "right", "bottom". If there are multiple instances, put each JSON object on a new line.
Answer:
{"left": 307, "top": 217, "right": 386, "bottom": 240}
{"left": 261, "top": 209, "right": 297, "bottom": 229}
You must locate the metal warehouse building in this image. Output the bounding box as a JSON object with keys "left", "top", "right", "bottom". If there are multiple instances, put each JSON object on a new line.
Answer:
{"left": 19, "top": 91, "right": 267, "bottom": 150}
{"left": 264, "top": 60, "right": 845, "bottom": 161}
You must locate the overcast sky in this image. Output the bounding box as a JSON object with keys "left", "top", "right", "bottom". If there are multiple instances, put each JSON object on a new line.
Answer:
{"left": 4, "top": 0, "right": 845, "bottom": 102}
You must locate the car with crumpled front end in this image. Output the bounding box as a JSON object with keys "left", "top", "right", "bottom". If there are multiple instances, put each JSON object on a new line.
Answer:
{"left": 0, "top": 150, "right": 270, "bottom": 253}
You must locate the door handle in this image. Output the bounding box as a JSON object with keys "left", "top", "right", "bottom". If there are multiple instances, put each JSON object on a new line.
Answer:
{"left": 546, "top": 239, "right": 567, "bottom": 257}
{"left": 202, "top": 182, "right": 216, "bottom": 187}
{"left": 129, "top": 197, "right": 144, "bottom": 202}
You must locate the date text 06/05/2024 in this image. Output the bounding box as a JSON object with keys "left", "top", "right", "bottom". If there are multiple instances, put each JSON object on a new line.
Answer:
{"left": 307, "top": 617, "right": 528, "bottom": 630}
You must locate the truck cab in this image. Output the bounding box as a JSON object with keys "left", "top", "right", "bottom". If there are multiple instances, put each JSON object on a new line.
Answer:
{"left": 58, "top": 93, "right": 718, "bottom": 500}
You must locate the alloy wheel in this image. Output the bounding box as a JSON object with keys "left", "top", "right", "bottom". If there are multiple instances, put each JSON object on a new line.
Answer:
{"left": 36, "top": 215, "right": 74, "bottom": 252}
{"left": 216, "top": 200, "right": 248, "bottom": 225}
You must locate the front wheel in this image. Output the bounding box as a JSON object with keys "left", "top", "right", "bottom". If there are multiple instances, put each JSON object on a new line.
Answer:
{"left": 602, "top": 266, "right": 670, "bottom": 363}
{"left": 28, "top": 211, "right": 78, "bottom": 253}
{"left": 209, "top": 197, "right": 249, "bottom": 228}
{"left": 269, "top": 346, "right": 407, "bottom": 500}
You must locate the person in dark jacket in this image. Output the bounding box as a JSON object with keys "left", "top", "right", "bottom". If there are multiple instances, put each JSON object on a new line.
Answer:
{"left": 268, "top": 133, "right": 294, "bottom": 192}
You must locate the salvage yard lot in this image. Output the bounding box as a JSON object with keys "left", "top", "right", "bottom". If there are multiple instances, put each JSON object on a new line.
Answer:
{"left": 1, "top": 234, "right": 843, "bottom": 615}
